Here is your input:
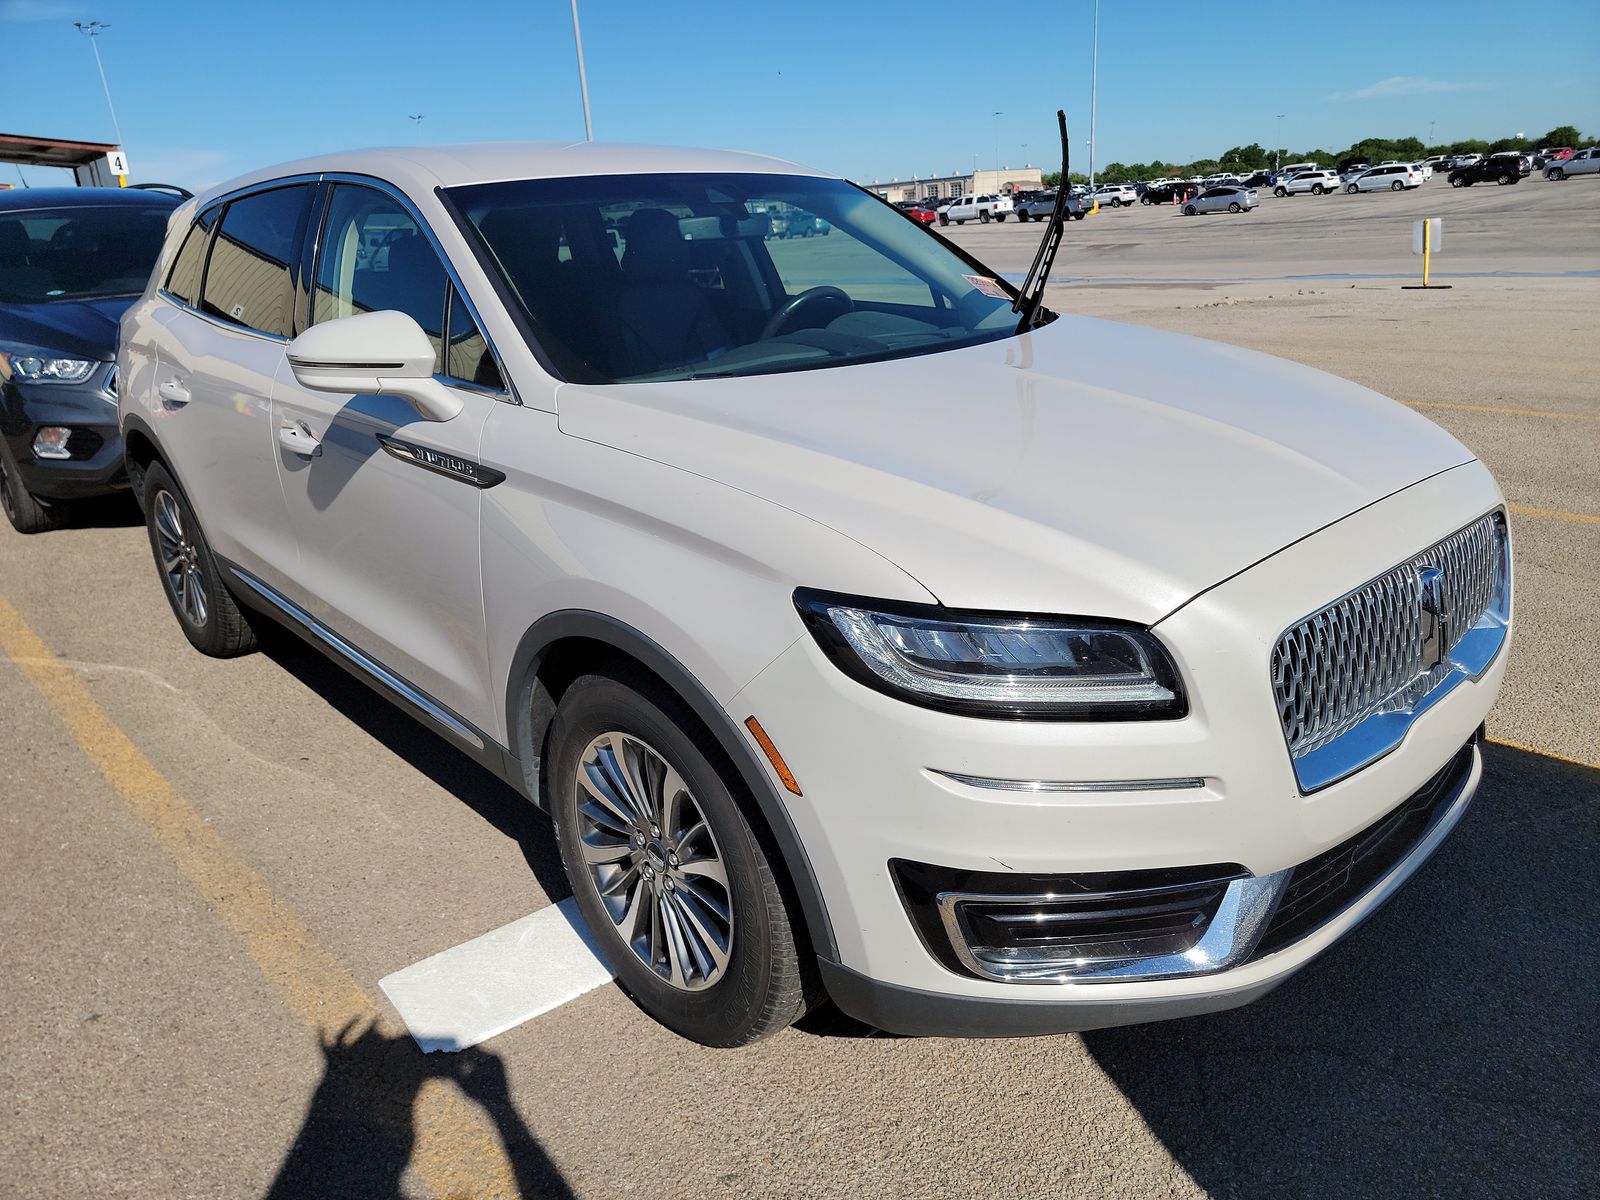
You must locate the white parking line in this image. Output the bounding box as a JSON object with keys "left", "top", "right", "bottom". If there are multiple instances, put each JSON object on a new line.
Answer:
{"left": 379, "top": 897, "right": 615, "bottom": 1053}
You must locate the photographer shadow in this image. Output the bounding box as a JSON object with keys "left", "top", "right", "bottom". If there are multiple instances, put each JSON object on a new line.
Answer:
{"left": 264, "top": 1019, "right": 573, "bottom": 1200}
{"left": 1082, "top": 742, "right": 1599, "bottom": 1199}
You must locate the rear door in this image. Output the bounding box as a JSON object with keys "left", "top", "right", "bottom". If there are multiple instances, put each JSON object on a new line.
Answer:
{"left": 270, "top": 181, "right": 509, "bottom": 732}
{"left": 147, "top": 184, "right": 313, "bottom": 588}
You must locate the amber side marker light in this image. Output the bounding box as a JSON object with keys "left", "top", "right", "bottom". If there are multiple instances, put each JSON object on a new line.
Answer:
{"left": 744, "top": 716, "right": 802, "bottom": 796}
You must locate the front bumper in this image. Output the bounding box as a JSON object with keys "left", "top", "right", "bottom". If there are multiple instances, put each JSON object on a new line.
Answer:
{"left": 731, "top": 461, "right": 1509, "bottom": 1031}
{"left": 1, "top": 365, "right": 126, "bottom": 499}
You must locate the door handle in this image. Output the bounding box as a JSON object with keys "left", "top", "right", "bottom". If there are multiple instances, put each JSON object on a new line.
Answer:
{"left": 157, "top": 379, "right": 190, "bottom": 409}
{"left": 277, "top": 420, "right": 322, "bottom": 458}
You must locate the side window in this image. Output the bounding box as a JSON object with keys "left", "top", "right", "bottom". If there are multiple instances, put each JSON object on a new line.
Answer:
{"left": 311, "top": 185, "right": 446, "bottom": 364}
{"left": 443, "top": 285, "right": 505, "bottom": 390}
{"left": 164, "top": 204, "right": 219, "bottom": 305}
{"left": 200, "top": 185, "right": 311, "bottom": 337}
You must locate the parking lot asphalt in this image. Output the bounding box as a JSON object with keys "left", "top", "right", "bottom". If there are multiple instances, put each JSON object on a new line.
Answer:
{"left": 3, "top": 177, "right": 1597, "bottom": 1199}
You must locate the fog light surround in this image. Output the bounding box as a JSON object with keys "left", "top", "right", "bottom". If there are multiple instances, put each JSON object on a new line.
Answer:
{"left": 32, "top": 426, "right": 73, "bottom": 460}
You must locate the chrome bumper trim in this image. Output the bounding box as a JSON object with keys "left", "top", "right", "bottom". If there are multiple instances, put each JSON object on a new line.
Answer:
{"left": 930, "top": 770, "right": 1206, "bottom": 794}
{"left": 938, "top": 743, "right": 1480, "bottom": 984}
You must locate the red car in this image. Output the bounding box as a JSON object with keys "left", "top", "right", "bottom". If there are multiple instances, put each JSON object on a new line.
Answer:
{"left": 906, "top": 205, "right": 938, "bottom": 225}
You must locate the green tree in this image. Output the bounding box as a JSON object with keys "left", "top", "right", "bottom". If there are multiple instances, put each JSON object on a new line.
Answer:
{"left": 1218, "top": 143, "right": 1268, "bottom": 171}
{"left": 1539, "top": 125, "right": 1583, "bottom": 148}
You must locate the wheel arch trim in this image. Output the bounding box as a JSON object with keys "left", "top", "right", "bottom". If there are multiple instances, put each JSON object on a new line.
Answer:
{"left": 504, "top": 609, "right": 839, "bottom": 960}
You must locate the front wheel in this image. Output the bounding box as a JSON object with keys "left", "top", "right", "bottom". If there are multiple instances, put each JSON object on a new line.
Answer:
{"left": 1450, "top": 175, "right": 1466, "bottom": 187}
{"left": 1015, "top": 209, "right": 1030, "bottom": 221}
{"left": 142, "top": 463, "right": 257, "bottom": 657}
{"left": 1498, "top": 173, "right": 1513, "bottom": 185}
{"left": 994, "top": 213, "right": 1006, "bottom": 221}
{"left": 939, "top": 214, "right": 948, "bottom": 225}
{"left": 1346, "top": 184, "right": 1359, "bottom": 194}
{"left": 1182, "top": 205, "right": 1196, "bottom": 216}
{"left": 0, "top": 441, "right": 64, "bottom": 534}
{"left": 1548, "top": 168, "right": 1565, "bottom": 181}
{"left": 549, "top": 671, "right": 813, "bottom": 1047}
{"left": 1273, "top": 186, "right": 1287, "bottom": 197}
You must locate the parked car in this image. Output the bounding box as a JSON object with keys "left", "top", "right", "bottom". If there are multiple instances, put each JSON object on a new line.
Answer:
{"left": 1546, "top": 147, "right": 1600, "bottom": 180}
{"left": 1448, "top": 157, "right": 1522, "bottom": 187}
{"left": 1090, "top": 183, "right": 1138, "bottom": 207}
{"left": 1420, "top": 155, "right": 1454, "bottom": 173}
{"left": 770, "top": 209, "right": 830, "bottom": 238}
{"left": 1014, "top": 190, "right": 1086, "bottom": 221}
{"left": 903, "top": 204, "right": 938, "bottom": 225}
{"left": 0, "top": 186, "right": 182, "bottom": 532}
{"left": 940, "top": 194, "right": 1012, "bottom": 224}
{"left": 1277, "top": 161, "right": 1320, "bottom": 177}
{"left": 1344, "top": 165, "right": 1423, "bottom": 193}
{"left": 120, "top": 142, "right": 1512, "bottom": 1047}
{"left": 1336, "top": 156, "right": 1372, "bottom": 179}
{"left": 1141, "top": 181, "right": 1195, "bottom": 205}
{"left": 1181, "top": 185, "right": 1258, "bottom": 215}
{"left": 1274, "top": 169, "right": 1341, "bottom": 196}
{"left": 1241, "top": 171, "right": 1274, "bottom": 188}
{"left": 1452, "top": 153, "right": 1483, "bottom": 168}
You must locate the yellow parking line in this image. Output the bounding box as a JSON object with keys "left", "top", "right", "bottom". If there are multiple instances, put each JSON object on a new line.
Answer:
{"left": 1508, "top": 503, "right": 1600, "bottom": 527}
{"left": 0, "top": 596, "right": 522, "bottom": 1199}
{"left": 1405, "top": 400, "right": 1597, "bottom": 421}
{"left": 1487, "top": 738, "right": 1600, "bottom": 773}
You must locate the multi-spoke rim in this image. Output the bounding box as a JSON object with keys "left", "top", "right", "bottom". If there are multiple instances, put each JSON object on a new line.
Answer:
{"left": 574, "top": 732, "right": 733, "bottom": 991}
{"left": 153, "top": 490, "right": 208, "bottom": 627}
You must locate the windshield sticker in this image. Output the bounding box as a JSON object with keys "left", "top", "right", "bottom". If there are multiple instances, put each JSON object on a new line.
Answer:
{"left": 964, "top": 275, "right": 1009, "bottom": 299}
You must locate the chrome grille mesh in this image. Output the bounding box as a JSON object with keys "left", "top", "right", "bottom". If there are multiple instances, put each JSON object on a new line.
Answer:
{"left": 1271, "top": 513, "right": 1505, "bottom": 759}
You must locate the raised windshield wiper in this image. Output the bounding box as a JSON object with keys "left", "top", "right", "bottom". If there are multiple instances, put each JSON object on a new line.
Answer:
{"left": 1013, "top": 110, "right": 1070, "bottom": 335}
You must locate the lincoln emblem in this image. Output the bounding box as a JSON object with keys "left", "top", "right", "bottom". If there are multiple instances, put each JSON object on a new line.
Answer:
{"left": 1417, "top": 565, "right": 1449, "bottom": 668}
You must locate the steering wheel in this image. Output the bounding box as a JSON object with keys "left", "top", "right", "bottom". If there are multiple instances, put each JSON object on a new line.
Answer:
{"left": 760, "top": 286, "right": 854, "bottom": 340}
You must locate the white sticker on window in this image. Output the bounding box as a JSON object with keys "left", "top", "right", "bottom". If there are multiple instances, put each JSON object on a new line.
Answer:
{"left": 964, "top": 275, "right": 1009, "bottom": 299}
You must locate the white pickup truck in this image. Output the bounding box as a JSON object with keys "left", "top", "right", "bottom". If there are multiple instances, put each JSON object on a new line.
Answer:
{"left": 938, "top": 194, "right": 1014, "bottom": 224}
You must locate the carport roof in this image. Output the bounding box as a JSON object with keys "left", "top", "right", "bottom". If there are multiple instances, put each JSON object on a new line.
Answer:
{"left": 0, "top": 132, "right": 119, "bottom": 168}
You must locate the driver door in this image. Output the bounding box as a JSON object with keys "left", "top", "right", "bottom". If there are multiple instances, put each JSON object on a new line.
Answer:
{"left": 270, "top": 183, "right": 508, "bottom": 734}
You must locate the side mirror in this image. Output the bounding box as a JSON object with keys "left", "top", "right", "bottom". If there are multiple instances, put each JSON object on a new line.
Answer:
{"left": 286, "top": 310, "right": 463, "bottom": 423}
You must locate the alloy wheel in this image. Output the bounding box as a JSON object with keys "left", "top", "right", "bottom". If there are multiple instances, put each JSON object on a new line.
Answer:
{"left": 574, "top": 731, "right": 734, "bottom": 991}
{"left": 153, "top": 490, "right": 209, "bottom": 627}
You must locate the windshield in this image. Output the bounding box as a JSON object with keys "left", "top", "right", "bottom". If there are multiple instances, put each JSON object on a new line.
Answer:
{"left": 0, "top": 204, "right": 172, "bottom": 304}
{"left": 445, "top": 173, "right": 1022, "bottom": 384}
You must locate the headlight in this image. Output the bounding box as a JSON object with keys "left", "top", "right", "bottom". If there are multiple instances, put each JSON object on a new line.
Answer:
{"left": 0, "top": 347, "right": 98, "bottom": 385}
{"left": 794, "top": 590, "right": 1186, "bottom": 720}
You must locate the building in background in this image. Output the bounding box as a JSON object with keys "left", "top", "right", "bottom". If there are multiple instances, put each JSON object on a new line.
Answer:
{"left": 864, "top": 166, "right": 1044, "bottom": 204}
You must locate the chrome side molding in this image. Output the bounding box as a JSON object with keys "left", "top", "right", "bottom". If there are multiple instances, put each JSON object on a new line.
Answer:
{"left": 227, "top": 567, "right": 485, "bottom": 751}
{"left": 930, "top": 770, "right": 1206, "bottom": 794}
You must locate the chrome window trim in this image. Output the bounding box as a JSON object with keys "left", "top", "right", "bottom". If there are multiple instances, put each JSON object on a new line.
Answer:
{"left": 157, "top": 288, "right": 290, "bottom": 344}
{"left": 227, "top": 566, "right": 486, "bottom": 751}
{"left": 1271, "top": 509, "right": 1510, "bottom": 794}
{"left": 315, "top": 172, "right": 520, "bottom": 406}
{"left": 939, "top": 742, "right": 1480, "bottom": 984}
{"left": 929, "top": 770, "right": 1206, "bottom": 794}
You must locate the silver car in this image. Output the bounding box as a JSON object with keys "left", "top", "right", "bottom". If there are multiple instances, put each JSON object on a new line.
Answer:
{"left": 1181, "top": 185, "right": 1258, "bottom": 215}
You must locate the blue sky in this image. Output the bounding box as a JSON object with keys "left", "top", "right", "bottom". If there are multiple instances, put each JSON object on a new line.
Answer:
{"left": 4, "top": 0, "right": 1596, "bottom": 191}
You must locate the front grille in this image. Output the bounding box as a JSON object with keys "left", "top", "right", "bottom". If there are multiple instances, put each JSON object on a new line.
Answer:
{"left": 1252, "top": 741, "right": 1474, "bottom": 957}
{"left": 1271, "top": 513, "right": 1506, "bottom": 763}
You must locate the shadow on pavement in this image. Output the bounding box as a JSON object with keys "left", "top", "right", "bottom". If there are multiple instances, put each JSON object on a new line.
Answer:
{"left": 254, "top": 623, "right": 573, "bottom": 904}
{"left": 264, "top": 1019, "right": 574, "bottom": 1199}
{"left": 1083, "top": 742, "right": 1599, "bottom": 1199}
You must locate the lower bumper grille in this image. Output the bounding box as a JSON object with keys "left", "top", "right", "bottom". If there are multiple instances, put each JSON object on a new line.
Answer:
{"left": 1251, "top": 741, "right": 1476, "bottom": 958}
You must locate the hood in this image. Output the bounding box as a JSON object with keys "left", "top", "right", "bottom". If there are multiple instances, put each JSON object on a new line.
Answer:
{"left": 0, "top": 295, "right": 134, "bottom": 362}
{"left": 557, "top": 315, "right": 1475, "bottom": 624}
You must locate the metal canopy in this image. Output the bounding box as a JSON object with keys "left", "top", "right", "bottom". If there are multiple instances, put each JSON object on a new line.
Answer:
{"left": 0, "top": 132, "right": 120, "bottom": 168}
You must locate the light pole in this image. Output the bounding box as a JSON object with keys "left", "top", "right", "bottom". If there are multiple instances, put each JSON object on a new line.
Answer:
{"left": 992, "top": 111, "right": 1003, "bottom": 189}
{"left": 1088, "top": 0, "right": 1100, "bottom": 190}
{"left": 409, "top": 114, "right": 425, "bottom": 144}
{"left": 570, "top": 0, "right": 594, "bottom": 141}
{"left": 1428, "top": 120, "right": 1436, "bottom": 147}
{"left": 73, "top": 22, "right": 126, "bottom": 159}
{"left": 1275, "top": 113, "right": 1285, "bottom": 172}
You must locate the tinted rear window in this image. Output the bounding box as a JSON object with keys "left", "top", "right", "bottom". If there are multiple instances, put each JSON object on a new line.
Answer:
{"left": 201, "top": 185, "right": 312, "bottom": 338}
{"left": 0, "top": 203, "right": 173, "bottom": 304}
{"left": 165, "top": 204, "right": 219, "bottom": 305}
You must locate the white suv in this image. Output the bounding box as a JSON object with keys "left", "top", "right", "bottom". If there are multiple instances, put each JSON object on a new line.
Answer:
{"left": 119, "top": 143, "right": 1511, "bottom": 1046}
{"left": 1274, "top": 169, "right": 1342, "bottom": 196}
{"left": 1345, "top": 164, "right": 1423, "bottom": 193}
{"left": 939, "top": 194, "right": 1012, "bottom": 224}
{"left": 1091, "top": 183, "right": 1138, "bottom": 207}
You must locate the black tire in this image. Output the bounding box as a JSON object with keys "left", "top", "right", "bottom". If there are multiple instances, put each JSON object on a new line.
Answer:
{"left": 956, "top": 218, "right": 965, "bottom": 225}
{"left": 1073, "top": 211, "right": 1085, "bottom": 220}
{"left": 548, "top": 670, "right": 813, "bottom": 1047}
{"left": 979, "top": 210, "right": 990, "bottom": 223}
{"left": 142, "top": 463, "right": 257, "bottom": 657}
{"left": 1227, "top": 202, "right": 1242, "bottom": 213}
{"left": 1548, "top": 167, "right": 1565, "bottom": 181}
{"left": 0, "top": 440, "right": 64, "bottom": 534}
{"left": 1274, "top": 186, "right": 1287, "bottom": 197}
{"left": 1346, "top": 184, "right": 1359, "bottom": 194}
{"left": 939, "top": 214, "right": 948, "bottom": 225}
{"left": 1450, "top": 175, "right": 1466, "bottom": 187}
{"left": 994, "top": 213, "right": 1006, "bottom": 221}
{"left": 1497, "top": 173, "right": 1513, "bottom": 186}
{"left": 1392, "top": 180, "right": 1404, "bottom": 191}
{"left": 1311, "top": 184, "right": 1325, "bottom": 194}
{"left": 1183, "top": 205, "right": 1196, "bottom": 216}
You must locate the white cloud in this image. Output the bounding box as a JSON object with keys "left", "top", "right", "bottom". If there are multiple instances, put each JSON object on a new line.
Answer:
{"left": 1327, "top": 76, "right": 1492, "bottom": 102}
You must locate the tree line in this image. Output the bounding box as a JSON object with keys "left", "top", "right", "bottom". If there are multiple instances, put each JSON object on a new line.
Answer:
{"left": 1040, "top": 124, "right": 1589, "bottom": 185}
